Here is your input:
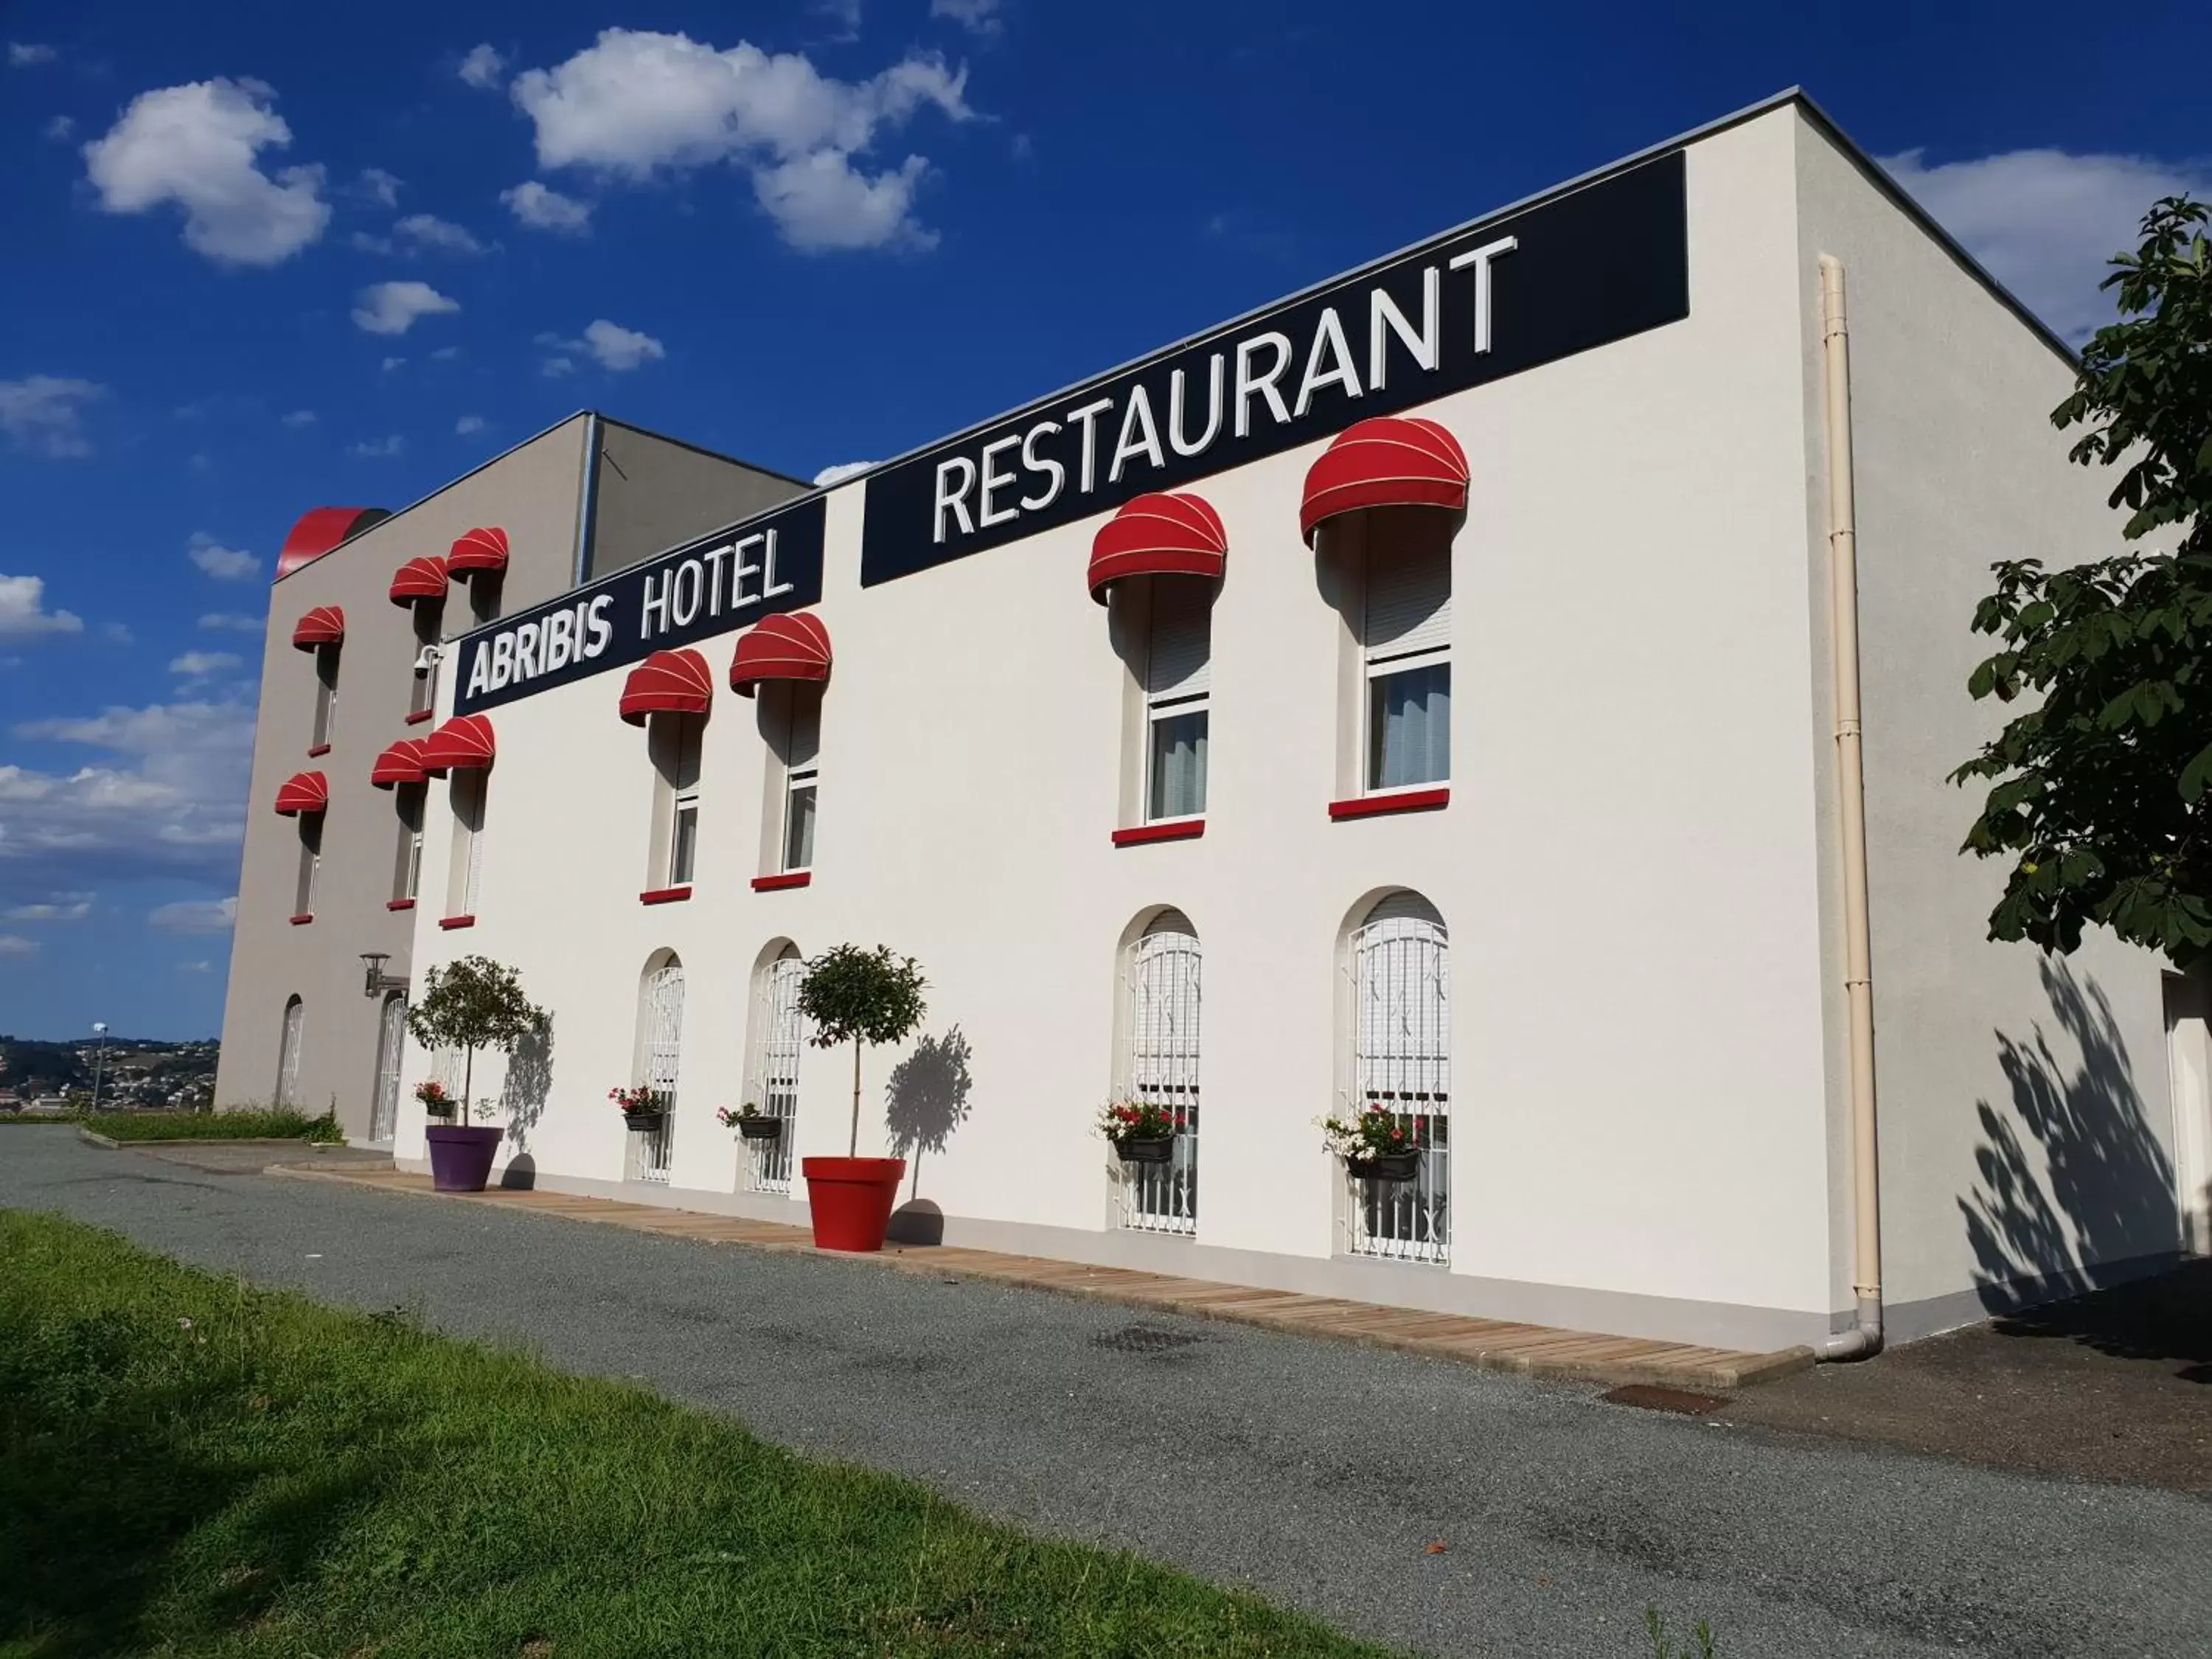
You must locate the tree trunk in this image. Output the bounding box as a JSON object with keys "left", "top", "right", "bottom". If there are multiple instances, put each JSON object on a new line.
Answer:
{"left": 463, "top": 1047, "right": 475, "bottom": 1121}
{"left": 848, "top": 1036, "right": 861, "bottom": 1158}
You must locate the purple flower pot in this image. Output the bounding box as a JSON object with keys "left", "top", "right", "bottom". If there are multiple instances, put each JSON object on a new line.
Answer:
{"left": 425, "top": 1124, "right": 502, "bottom": 1192}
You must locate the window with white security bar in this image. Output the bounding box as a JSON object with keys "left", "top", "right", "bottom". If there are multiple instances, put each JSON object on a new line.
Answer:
{"left": 391, "top": 784, "right": 424, "bottom": 903}
{"left": 310, "top": 644, "right": 340, "bottom": 749}
{"left": 1347, "top": 891, "right": 1452, "bottom": 1265}
{"left": 1120, "top": 910, "right": 1201, "bottom": 1234}
{"left": 1362, "top": 540, "right": 1450, "bottom": 792}
{"left": 782, "top": 687, "right": 821, "bottom": 872}
{"left": 1144, "top": 580, "right": 1211, "bottom": 821}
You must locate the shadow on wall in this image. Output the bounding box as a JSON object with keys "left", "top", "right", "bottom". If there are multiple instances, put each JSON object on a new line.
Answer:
{"left": 499, "top": 1019, "right": 556, "bottom": 1157}
{"left": 884, "top": 1027, "right": 973, "bottom": 1244}
{"left": 1961, "top": 957, "right": 2179, "bottom": 1315}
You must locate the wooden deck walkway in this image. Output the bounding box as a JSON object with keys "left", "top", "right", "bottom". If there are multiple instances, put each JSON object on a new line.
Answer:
{"left": 273, "top": 1164, "right": 1813, "bottom": 1392}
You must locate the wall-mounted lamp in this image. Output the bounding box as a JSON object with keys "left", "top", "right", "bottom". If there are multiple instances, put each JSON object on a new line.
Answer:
{"left": 360, "top": 952, "right": 409, "bottom": 998}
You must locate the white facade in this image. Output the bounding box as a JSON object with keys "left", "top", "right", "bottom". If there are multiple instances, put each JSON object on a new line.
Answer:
{"left": 382, "top": 97, "right": 2198, "bottom": 1352}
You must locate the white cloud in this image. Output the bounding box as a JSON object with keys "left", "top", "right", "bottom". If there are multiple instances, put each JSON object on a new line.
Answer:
{"left": 280, "top": 408, "right": 316, "bottom": 428}
{"left": 813, "top": 459, "right": 876, "bottom": 486}
{"left": 381, "top": 355, "right": 405, "bottom": 372}
{"left": 430, "top": 346, "right": 460, "bottom": 361}
{"left": 351, "top": 279, "right": 459, "bottom": 335}
{"left": 100, "top": 622, "right": 133, "bottom": 645}
{"left": 0, "top": 576, "right": 84, "bottom": 639}
{"left": 177, "top": 959, "right": 214, "bottom": 973}
{"left": 83, "top": 79, "right": 330, "bottom": 266}
{"left": 6, "top": 894, "right": 91, "bottom": 922}
{"left": 456, "top": 414, "right": 486, "bottom": 436}
{"left": 1, "top": 703, "right": 255, "bottom": 897}
{"left": 509, "top": 29, "right": 972, "bottom": 251}
{"left": 355, "top": 166, "right": 403, "bottom": 206}
{"left": 458, "top": 44, "right": 507, "bottom": 89}
{"left": 348, "top": 435, "right": 406, "bottom": 458}
{"left": 43, "top": 114, "right": 74, "bottom": 142}
{"left": 1881, "top": 146, "right": 2212, "bottom": 345}
{"left": 396, "top": 212, "right": 488, "bottom": 254}
{"left": 500, "top": 179, "right": 592, "bottom": 233}
{"left": 540, "top": 356, "right": 574, "bottom": 378}
{"left": 0, "top": 936, "right": 36, "bottom": 959}
{"left": 349, "top": 230, "right": 394, "bottom": 254}
{"left": 169, "top": 651, "right": 241, "bottom": 677}
{"left": 931, "top": 0, "right": 1004, "bottom": 34}
{"left": 187, "top": 533, "right": 259, "bottom": 580}
{"left": 0, "top": 376, "right": 103, "bottom": 458}
{"left": 815, "top": 0, "right": 863, "bottom": 40}
{"left": 582, "top": 319, "right": 664, "bottom": 370}
{"left": 7, "top": 42, "right": 58, "bottom": 66}
{"left": 149, "top": 895, "right": 239, "bottom": 935}
{"left": 198, "top": 612, "right": 262, "bottom": 633}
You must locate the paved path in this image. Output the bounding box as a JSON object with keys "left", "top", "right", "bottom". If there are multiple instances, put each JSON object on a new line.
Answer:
{"left": 4, "top": 1129, "right": 2202, "bottom": 1659}
{"left": 282, "top": 1162, "right": 1808, "bottom": 1391}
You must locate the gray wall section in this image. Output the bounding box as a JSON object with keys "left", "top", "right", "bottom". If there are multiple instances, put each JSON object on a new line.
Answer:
{"left": 586, "top": 420, "right": 808, "bottom": 580}
{"left": 213, "top": 417, "right": 591, "bottom": 1133}
{"left": 1792, "top": 115, "right": 2182, "bottom": 1333}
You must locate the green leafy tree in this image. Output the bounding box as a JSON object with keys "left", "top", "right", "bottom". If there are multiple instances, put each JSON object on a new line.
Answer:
{"left": 1955, "top": 197, "right": 2212, "bottom": 966}
{"left": 403, "top": 956, "right": 547, "bottom": 1121}
{"left": 797, "top": 945, "right": 928, "bottom": 1158}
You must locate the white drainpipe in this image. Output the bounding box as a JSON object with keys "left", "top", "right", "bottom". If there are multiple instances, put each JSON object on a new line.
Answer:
{"left": 1818, "top": 254, "right": 1884, "bottom": 1361}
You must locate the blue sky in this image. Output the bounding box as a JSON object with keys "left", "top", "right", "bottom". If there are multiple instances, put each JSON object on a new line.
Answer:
{"left": 2, "top": 0, "right": 2208, "bottom": 1038}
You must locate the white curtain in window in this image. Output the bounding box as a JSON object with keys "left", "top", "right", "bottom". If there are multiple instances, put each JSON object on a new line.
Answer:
{"left": 1371, "top": 662, "right": 1450, "bottom": 789}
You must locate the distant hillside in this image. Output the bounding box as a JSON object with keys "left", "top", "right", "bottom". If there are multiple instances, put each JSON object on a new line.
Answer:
{"left": 0, "top": 1035, "right": 220, "bottom": 1108}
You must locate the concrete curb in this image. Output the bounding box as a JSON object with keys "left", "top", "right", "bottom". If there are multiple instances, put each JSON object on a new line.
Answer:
{"left": 78, "top": 1127, "right": 352, "bottom": 1153}
{"left": 269, "top": 1164, "right": 1815, "bottom": 1393}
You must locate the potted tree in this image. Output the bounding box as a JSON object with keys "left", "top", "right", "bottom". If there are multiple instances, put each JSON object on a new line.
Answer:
{"left": 404, "top": 955, "right": 548, "bottom": 1192}
{"left": 795, "top": 944, "right": 928, "bottom": 1251}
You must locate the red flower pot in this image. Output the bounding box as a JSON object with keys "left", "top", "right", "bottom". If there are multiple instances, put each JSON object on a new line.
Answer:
{"left": 425, "top": 1124, "right": 502, "bottom": 1192}
{"left": 801, "top": 1156, "right": 907, "bottom": 1252}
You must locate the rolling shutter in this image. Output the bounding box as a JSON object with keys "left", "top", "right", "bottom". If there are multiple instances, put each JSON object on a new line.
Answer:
{"left": 1363, "top": 542, "right": 1450, "bottom": 661}
{"left": 1146, "top": 581, "right": 1213, "bottom": 699}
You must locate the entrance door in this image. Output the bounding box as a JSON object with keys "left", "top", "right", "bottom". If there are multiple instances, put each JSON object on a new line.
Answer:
{"left": 2163, "top": 974, "right": 2212, "bottom": 1253}
{"left": 370, "top": 992, "right": 405, "bottom": 1144}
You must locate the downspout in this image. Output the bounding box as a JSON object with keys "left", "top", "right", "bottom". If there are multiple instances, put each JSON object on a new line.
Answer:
{"left": 1818, "top": 254, "right": 1883, "bottom": 1360}
{"left": 571, "top": 411, "right": 602, "bottom": 588}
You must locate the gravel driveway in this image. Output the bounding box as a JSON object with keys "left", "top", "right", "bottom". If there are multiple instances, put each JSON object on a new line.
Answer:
{"left": 3, "top": 1127, "right": 2202, "bottom": 1659}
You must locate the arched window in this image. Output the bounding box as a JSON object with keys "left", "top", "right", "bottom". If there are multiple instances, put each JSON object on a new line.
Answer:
{"left": 1119, "top": 908, "right": 1201, "bottom": 1234}
{"left": 1347, "top": 891, "right": 1450, "bottom": 1262}
{"left": 369, "top": 991, "right": 406, "bottom": 1144}
{"left": 631, "top": 953, "right": 684, "bottom": 1183}
{"left": 274, "top": 995, "right": 305, "bottom": 1108}
{"left": 744, "top": 943, "right": 806, "bottom": 1194}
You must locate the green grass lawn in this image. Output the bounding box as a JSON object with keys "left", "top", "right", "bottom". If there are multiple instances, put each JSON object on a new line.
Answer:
{"left": 0, "top": 1211, "right": 1398, "bottom": 1658}
{"left": 77, "top": 1108, "right": 341, "bottom": 1144}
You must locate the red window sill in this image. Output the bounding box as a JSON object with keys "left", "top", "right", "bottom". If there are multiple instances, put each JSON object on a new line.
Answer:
{"left": 438, "top": 914, "right": 476, "bottom": 931}
{"left": 751, "top": 871, "right": 812, "bottom": 892}
{"left": 288, "top": 912, "right": 314, "bottom": 926}
{"left": 386, "top": 898, "right": 416, "bottom": 911}
{"left": 404, "top": 709, "right": 434, "bottom": 726}
{"left": 1328, "top": 787, "right": 1450, "bottom": 821}
{"left": 1112, "top": 819, "right": 1205, "bottom": 847}
{"left": 640, "top": 886, "right": 692, "bottom": 905}
{"left": 306, "top": 743, "right": 331, "bottom": 758}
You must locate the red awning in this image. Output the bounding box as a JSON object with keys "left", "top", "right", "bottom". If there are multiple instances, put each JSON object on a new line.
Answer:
{"left": 290, "top": 605, "right": 345, "bottom": 651}
{"left": 729, "top": 611, "right": 832, "bottom": 697}
{"left": 448, "top": 526, "right": 509, "bottom": 581}
{"left": 274, "top": 771, "right": 330, "bottom": 816}
{"left": 1087, "top": 492, "right": 1228, "bottom": 604}
{"left": 619, "top": 648, "right": 714, "bottom": 726}
{"left": 389, "top": 555, "right": 451, "bottom": 608}
{"left": 276, "top": 506, "right": 390, "bottom": 580}
{"left": 421, "top": 714, "right": 495, "bottom": 775}
{"left": 1299, "top": 417, "right": 1469, "bottom": 544}
{"left": 369, "top": 738, "right": 431, "bottom": 789}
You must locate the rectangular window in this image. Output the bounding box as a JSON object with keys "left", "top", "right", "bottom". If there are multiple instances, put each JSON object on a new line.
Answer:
{"left": 446, "top": 770, "right": 485, "bottom": 917}
{"left": 1362, "top": 540, "right": 1450, "bottom": 792}
{"left": 294, "top": 818, "right": 321, "bottom": 915}
{"left": 392, "top": 785, "right": 425, "bottom": 902}
{"left": 1144, "top": 580, "right": 1211, "bottom": 821}
{"left": 782, "top": 689, "right": 821, "bottom": 872}
{"left": 670, "top": 792, "right": 700, "bottom": 885}
{"left": 311, "top": 645, "right": 340, "bottom": 748}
